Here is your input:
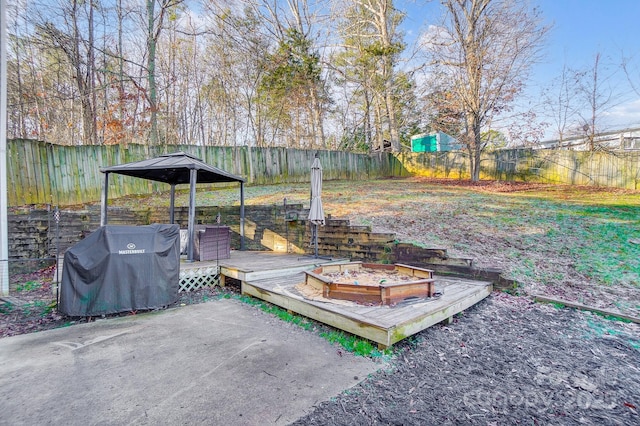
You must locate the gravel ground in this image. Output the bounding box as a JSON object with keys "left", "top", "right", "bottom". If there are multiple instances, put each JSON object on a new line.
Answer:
{"left": 293, "top": 293, "right": 640, "bottom": 425}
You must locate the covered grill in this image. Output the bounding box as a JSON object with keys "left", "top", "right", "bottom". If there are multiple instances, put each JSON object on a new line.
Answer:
{"left": 59, "top": 224, "right": 180, "bottom": 316}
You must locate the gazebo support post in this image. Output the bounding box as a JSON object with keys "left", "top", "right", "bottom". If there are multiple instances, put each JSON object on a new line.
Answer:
{"left": 240, "top": 182, "right": 245, "bottom": 250}
{"left": 169, "top": 183, "right": 176, "bottom": 224}
{"left": 187, "top": 168, "right": 197, "bottom": 262}
{"left": 100, "top": 172, "right": 109, "bottom": 226}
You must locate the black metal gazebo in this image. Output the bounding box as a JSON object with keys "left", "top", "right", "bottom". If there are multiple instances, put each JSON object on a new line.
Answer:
{"left": 100, "top": 151, "right": 246, "bottom": 261}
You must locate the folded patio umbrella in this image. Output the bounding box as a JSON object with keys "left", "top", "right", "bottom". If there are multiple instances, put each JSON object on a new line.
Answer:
{"left": 308, "top": 156, "right": 325, "bottom": 226}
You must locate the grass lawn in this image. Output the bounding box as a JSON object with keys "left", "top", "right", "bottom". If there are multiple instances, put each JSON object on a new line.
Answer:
{"left": 112, "top": 177, "right": 640, "bottom": 317}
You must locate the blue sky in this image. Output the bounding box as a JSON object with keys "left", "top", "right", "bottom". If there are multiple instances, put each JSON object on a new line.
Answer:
{"left": 401, "top": 0, "right": 640, "bottom": 139}
{"left": 534, "top": 0, "right": 640, "bottom": 75}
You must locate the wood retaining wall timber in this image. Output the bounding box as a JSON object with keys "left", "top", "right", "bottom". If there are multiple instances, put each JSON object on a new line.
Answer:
{"left": 7, "top": 205, "right": 513, "bottom": 292}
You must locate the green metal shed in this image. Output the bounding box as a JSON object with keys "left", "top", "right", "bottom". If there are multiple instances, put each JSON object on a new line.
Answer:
{"left": 411, "top": 132, "right": 461, "bottom": 152}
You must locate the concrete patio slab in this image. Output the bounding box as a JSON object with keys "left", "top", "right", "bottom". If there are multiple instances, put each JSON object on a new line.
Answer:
{"left": 0, "top": 299, "right": 380, "bottom": 425}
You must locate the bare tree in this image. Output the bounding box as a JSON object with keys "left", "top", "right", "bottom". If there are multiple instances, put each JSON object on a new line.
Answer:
{"left": 541, "top": 62, "right": 579, "bottom": 144}
{"left": 7, "top": 0, "right": 136, "bottom": 145}
{"left": 6, "top": 5, "right": 28, "bottom": 139}
{"left": 420, "top": 66, "right": 466, "bottom": 137}
{"left": 421, "top": 0, "right": 549, "bottom": 181}
{"left": 199, "top": 2, "right": 274, "bottom": 148}
{"left": 36, "top": 0, "right": 101, "bottom": 145}
{"left": 143, "top": 0, "right": 183, "bottom": 146}
{"left": 575, "top": 52, "right": 621, "bottom": 150}
{"left": 622, "top": 52, "right": 640, "bottom": 98}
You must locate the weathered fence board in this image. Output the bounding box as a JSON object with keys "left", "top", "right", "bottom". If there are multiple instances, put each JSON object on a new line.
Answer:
{"left": 6, "top": 139, "right": 640, "bottom": 206}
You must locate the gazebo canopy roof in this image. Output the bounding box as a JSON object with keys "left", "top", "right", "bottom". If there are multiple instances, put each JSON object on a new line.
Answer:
{"left": 99, "top": 151, "right": 246, "bottom": 259}
{"left": 100, "top": 151, "right": 245, "bottom": 184}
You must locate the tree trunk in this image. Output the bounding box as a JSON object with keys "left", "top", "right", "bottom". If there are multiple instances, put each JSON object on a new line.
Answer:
{"left": 147, "top": 0, "right": 159, "bottom": 146}
{"left": 385, "top": 84, "right": 400, "bottom": 151}
{"left": 88, "top": 2, "right": 98, "bottom": 144}
{"left": 117, "top": 0, "right": 126, "bottom": 146}
{"left": 468, "top": 113, "right": 482, "bottom": 181}
{"left": 309, "top": 86, "right": 326, "bottom": 148}
{"left": 374, "top": 96, "right": 384, "bottom": 151}
{"left": 14, "top": 37, "right": 27, "bottom": 138}
{"left": 364, "top": 89, "right": 372, "bottom": 149}
{"left": 71, "top": 0, "right": 97, "bottom": 145}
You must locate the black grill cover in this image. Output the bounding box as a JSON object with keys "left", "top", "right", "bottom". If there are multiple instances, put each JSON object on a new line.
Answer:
{"left": 59, "top": 224, "right": 180, "bottom": 316}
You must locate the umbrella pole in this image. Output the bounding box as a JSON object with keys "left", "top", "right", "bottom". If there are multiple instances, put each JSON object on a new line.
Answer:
{"left": 314, "top": 223, "right": 318, "bottom": 258}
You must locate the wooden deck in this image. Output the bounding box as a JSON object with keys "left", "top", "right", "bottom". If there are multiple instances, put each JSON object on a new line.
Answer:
{"left": 243, "top": 273, "right": 491, "bottom": 348}
{"left": 200, "top": 251, "right": 493, "bottom": 348}
{"left": 214, "top": 251, "right": 344, "bottom": 283}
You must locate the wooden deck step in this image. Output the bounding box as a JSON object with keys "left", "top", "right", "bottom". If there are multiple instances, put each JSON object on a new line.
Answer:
{"left": 213, "top": 251, "right": 346, "bottom": 282}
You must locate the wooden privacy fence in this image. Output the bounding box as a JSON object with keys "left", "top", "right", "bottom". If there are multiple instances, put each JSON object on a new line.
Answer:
{"left": 6, "top": 139, "right": 409, "bottom": 206}
{"left": 6, "top": 139, "right": 640, "bottom": 206}
{"left": 490, "top": 149, "right": 640, "bottom": 188}
{"left": 396, "top": 149, "right": 640, "bottom": 189}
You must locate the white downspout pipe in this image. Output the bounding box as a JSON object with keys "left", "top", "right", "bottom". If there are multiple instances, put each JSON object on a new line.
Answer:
{"left": 1, "top": 0, "right": 10, "bottom": 295}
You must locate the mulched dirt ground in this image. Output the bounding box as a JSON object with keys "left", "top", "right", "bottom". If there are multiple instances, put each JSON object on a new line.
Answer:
{"left": 0, "top": 265, "right": 64, "bottom": 337}
{"left": 293, "top": 293, "right": 640, "bottom": 425}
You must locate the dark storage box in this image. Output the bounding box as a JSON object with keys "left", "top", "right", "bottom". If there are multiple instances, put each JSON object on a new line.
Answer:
{"left": 199, "top": 226, "right": 231, "bottom": 261}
